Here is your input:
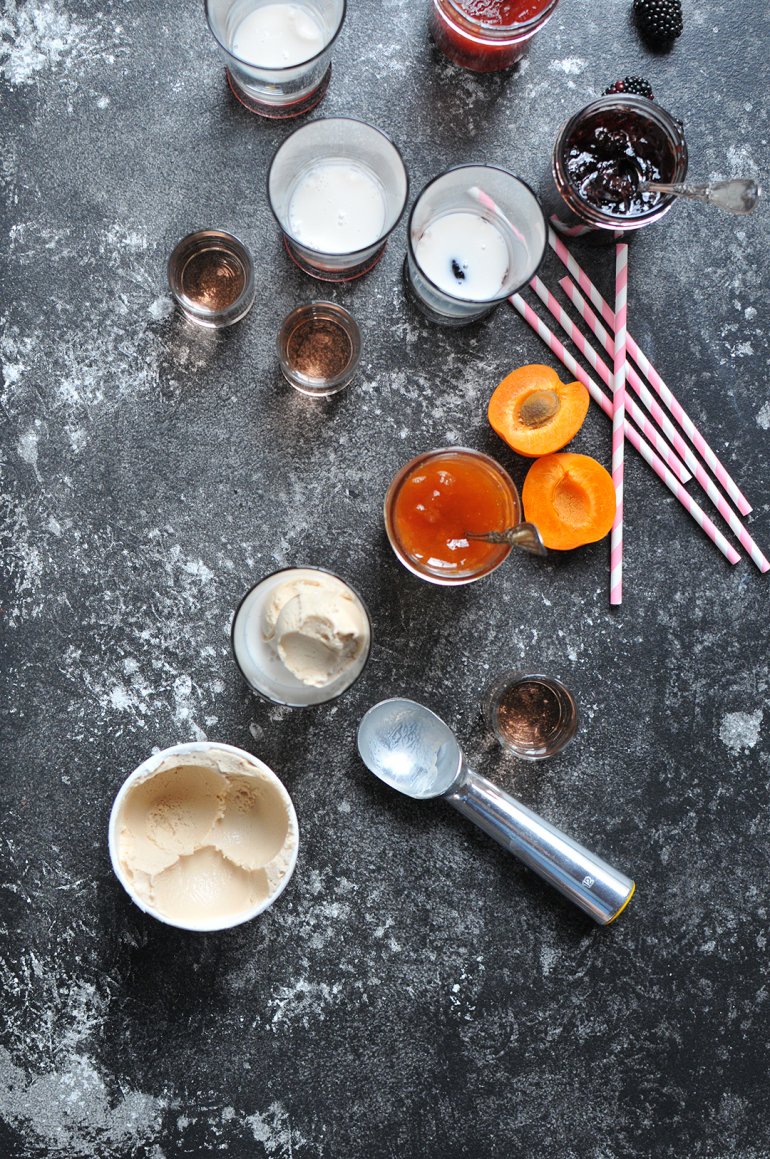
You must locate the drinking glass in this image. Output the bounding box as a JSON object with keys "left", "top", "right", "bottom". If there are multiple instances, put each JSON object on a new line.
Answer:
{"left": 268, "top": 117, "right": 409, "bottom": 281}
{"left": 205, "top": 0, "right": 346, "bottom": 118}
{"left": 405, "top": 165, "right": 547, "bottom": 326}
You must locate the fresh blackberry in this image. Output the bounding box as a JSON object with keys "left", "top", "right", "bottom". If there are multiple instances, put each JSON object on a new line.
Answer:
{"left": 633, "top": 0, "right": 684, "bottom": 47}
{"left": 603, "top": 76, "right": 655, "bottom": 100}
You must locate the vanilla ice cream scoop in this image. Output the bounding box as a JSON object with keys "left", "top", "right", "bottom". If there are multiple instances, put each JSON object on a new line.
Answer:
{"left": 264, "top": 574, "right": 369, "bottom": 688}
{"left": 231, "top": 567, "right": 372, "bottom": 707}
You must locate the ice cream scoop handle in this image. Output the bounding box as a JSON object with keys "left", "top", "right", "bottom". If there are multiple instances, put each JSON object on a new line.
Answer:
{"left": 445, "top": 769, "right": 634, "bottom": 925}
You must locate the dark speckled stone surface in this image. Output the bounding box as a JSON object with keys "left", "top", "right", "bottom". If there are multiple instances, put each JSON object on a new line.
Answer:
{"left": 1, "top": 0, "right": 769, "bottom": 1156}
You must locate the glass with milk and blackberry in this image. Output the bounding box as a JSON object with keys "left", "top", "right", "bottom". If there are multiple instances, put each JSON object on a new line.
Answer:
{"left": 205, "top": 0, "right": 346, "bottom": 117}
{"left": 405, "top": 165, "right": 547, "bottom": 326}
{"left": 267, "top": 118, "right": 409, "bottom": 280}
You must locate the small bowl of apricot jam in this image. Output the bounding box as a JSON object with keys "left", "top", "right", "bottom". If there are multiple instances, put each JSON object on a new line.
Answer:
{"left": 384, "top": 447, "right": 521, "bottom": 585}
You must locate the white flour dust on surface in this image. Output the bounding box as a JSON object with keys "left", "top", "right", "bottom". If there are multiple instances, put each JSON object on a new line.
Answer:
{"left": 719, "top": 710, "right": 763, "bottom": 755}
{"left": 245, "top": 1101, "right": 308, "bottom": 1156}
{"left": 0, "top": 0, "right": 118, "bottom": 86}
{"left": 756, "top": 401, "right": 770, "bottom": 430}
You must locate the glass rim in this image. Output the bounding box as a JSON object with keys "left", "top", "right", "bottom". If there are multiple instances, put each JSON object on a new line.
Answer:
{"left": 205, "top": 0, "right": 347, "bottom": 74}
{"left": 277, "top": 301, "right": 361, "bottom": 389}
{"left": 384, "top": 446, "right": 521, "bottom": 586}
{"left": 266, "top": 116, "right": 410, "bottom": 258}
{"left": 230, "top": 565, "right": 373, "bottom": 707}
{"left": 437, "top": 0, "right": 561, "bottom": 37}
{"left": 483, "top": 670, "right": 578, "bottom": 760}
{"left": 553, "top": 93, "right": 689, "bottom": 228}
{"left": 406, "top": 164, "right": 547, "bottom": 305}
{"left": 167, "top": 228, "right": 256, "bottom": 320}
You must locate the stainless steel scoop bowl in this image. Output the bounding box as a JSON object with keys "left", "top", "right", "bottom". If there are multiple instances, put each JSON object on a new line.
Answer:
{"left": 357, "top": 698, "right": 635, "bottom": 925}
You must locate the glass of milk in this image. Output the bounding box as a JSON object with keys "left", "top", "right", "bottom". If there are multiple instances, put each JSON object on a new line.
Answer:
{"left": 268, "top": 117, "right": 409, "bottom": 280}
{"left": 205, "top": 0, "right": 346, "bottom": 118}
{"left": 405, "top": 165, "right": 547, "bottom": 326}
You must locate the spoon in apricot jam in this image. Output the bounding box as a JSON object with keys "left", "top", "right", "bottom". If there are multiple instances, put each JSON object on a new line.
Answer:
{"left": 466, "top": 521, "right": 547, "bottom": 556}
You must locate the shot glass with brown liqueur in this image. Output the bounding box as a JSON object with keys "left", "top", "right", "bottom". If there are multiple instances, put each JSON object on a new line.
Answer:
{"left": 542, "top": 93, "right": 688, "bottom": 241}
{"left": 167, "top": 230, "right": 256, "bottom": 328}
{"left": 483, "top": 671, "right": 578, "bottom": 759}
{"left": 277, "top": 302, "right": 361, "bottom": 396}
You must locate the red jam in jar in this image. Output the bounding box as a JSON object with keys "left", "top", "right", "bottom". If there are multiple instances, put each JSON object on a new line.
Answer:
{"left": 430, "top": 0, "right": 560, "bottom": 72}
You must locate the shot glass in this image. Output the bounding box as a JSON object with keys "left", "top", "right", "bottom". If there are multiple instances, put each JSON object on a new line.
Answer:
{"left": 430, "top": 0, "right": 561, "bottom": 72}
{"left": 277, "top": 302, "right": 361, "bottom": 396}
{"left": 384, "top": 447, "right": 521, "bottom": 586}
{"left": 205, "top": 0, "right": 346, "bottom": 118}
{"left": 267, "top": 117, "right": 409, "bottom": 281}
{"left": 167, "top": 229, "right": 256, "bottom": 328}
{"left": 542, "top": 94, "right": 688, "bottom": 241}
{"left": 405, "top": 165, "right": 547, "bottom": 326}
{"left": 483, "top": 671, "right": 578, "bottom": 759}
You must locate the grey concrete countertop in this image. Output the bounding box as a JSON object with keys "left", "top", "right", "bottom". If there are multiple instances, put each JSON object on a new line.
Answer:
{"left": 1, "top": 0, "right": 769, "bottom": 1155}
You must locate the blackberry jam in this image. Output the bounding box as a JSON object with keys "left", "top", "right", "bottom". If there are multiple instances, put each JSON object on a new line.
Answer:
{"left": 543, "top": 94, "right": 688, "bottom": 240}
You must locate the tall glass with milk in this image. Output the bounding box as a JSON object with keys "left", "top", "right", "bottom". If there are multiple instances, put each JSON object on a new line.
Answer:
{"left": 206, "top": 0, "right": 346, "bottom": 117}
{"left": 405, "top": 166, "right": 547, "bottom": 326}
{"left": 268, "top": 118, "right": 409, "bottom": 280}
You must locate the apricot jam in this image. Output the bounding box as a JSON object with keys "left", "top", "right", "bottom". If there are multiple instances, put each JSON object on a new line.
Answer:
{"left": 386, "top": 448, "right": 520, "bottom": 584}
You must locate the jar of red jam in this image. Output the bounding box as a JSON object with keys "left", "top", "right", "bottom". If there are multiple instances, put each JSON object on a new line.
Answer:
{"left": 543, "top": 93, "right": 688, "bottom": 241}
{"left": 430, "top": 0, "right": 561, "bottom": 73}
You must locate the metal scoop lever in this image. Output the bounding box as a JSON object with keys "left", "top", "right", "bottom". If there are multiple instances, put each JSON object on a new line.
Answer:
{"left": 466, "top": 522, "right": 547, "bottom": 556}
{"left": 357, "top": 698, "right": 635, "bottom": 925}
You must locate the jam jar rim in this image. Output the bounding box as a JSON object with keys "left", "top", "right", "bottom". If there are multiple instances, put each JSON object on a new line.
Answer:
{"left": 434, "top": 0, "right": 561, "bottom": 39}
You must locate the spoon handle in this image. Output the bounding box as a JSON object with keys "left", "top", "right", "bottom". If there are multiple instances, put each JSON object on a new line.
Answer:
{"left": 643, "top": 177, "right": 761, "bottom": 214}
{"left": 445, "top": 768, "right": 634, "bottom": 925}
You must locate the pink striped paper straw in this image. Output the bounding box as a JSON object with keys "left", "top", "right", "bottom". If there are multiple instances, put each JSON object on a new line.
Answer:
{"left": 610, "top": 244, "right": 628, "bottom": 605}
{"left": 529, "top": 277, "right": 691, "bottom": 486}
{"left": 548, "top": 227, "right": 753, "bottom": 516}
{"left": 561, "top": 277, "right": 769, "bottom": 573}
{"left": 508, "top": 292, "right": 741, "bottom": 566}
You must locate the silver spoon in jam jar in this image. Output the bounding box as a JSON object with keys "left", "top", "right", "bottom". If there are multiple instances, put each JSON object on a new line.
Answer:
{"left": 637, "top": 176, "right": 761, "bottom": 215}
{"left": 466, "top": 521, "right": 547, "bottom": 556}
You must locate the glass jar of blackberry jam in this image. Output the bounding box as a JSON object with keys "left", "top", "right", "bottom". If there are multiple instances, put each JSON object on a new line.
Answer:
{"left": 542, "top": 94, "right": 688, "bottom": 241}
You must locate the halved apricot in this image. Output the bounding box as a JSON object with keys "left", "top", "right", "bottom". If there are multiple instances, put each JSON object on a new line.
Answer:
{"left": 522, "top": 453, "right": 616, "bottom": 550}
{"left": 488, "top": 364, "right": 590, "bottom": 457}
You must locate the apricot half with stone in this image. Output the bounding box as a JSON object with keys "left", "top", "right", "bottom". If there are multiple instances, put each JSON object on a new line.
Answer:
{"left": 522, "top": 453, "right": 616, "bottom": 551}
{"left": 488, "top": 364, "right": 590, "bottom": 457}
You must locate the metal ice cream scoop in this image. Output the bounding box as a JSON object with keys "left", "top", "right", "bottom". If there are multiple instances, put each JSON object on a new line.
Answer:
{"left": 357, "top": 698, "right": 635, "bottom": 925}
{"left": 637, "top": 177, "right": 761, "bottom": 215}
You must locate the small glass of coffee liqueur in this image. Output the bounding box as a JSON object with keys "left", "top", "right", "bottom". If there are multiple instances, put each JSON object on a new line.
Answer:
{"left": 167, "top": 230, "right": 256, "bottom": 328}
{"left": 205, "top": 0, "right": 346, "bottom": 119}
{"left": 430, "top": 0, "right": 561, "bottom": 72}
{"left": 278, "top": 302, "right": 361, "bottom": 396}
{"left": 543, "top": 94, "right": 688, "bottom": 241}
{"left": 483, "top": 671, "right": 578, "bottom": 759}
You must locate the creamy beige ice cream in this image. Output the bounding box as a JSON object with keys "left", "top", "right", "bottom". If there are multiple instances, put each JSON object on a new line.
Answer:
{"left": 263, "top": 571, "right": 370, "bottom": 688}
{"left": 113, "top": 748, "right": 297, "bottom": 929}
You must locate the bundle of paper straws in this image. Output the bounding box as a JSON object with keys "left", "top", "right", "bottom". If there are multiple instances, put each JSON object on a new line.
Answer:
{"left": 509, "top": 228, "right": 768, "bottom": 603}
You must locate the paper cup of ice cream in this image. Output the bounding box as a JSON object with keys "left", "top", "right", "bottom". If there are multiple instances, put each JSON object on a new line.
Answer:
{"left": 108, "top": 742, "right": 299, "bottom": 932}
{"left": 231, "top": 566, "right": 372, "bottom": 707}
